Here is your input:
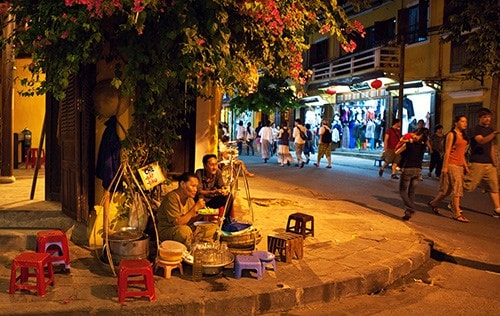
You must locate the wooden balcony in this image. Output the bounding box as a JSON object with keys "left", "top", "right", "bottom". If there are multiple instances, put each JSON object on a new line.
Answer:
{"left": 310, "top": 46, "right": 400, "bottom": 85}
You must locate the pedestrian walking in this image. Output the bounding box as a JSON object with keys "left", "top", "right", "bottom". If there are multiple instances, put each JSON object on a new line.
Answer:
{"left": 235, "top": 120, "right": 246, "bottom": 155}
{"left": 428, "top": 124, "right": 445, "bottom": 177}
{"left": 314, "top": 119, "right": 332, "bottom": 168}
{"left": 276, "top": 122, "right": 294, "bottom": 166}
{"left": 254, "top": 121, "right": 263, "bottom": 154}
{"left": 303, "top": 123, "right": 314, "bottom": 164}
{"left": 398, "top": 129, "right": 429, "bottom": 220}
{"left": 379, "top": 119, "right": 402, "bottom": 179}
{"left": 246, "top": 122, "right": 255, "bottom": 155}
{"left": 293, "top": 119, "right": 307, "bottom": 168}
{"left": 428, "top": 115, "right": 470, "bottom": 223}
{"left": 258, "top": 120, "right": 273, "bottom": 163}
{"left": 463, "top": 107, "right": 500, "bottom": 217}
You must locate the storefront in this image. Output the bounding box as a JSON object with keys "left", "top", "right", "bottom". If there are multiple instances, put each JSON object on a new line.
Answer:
{"left": 318, "top": 79, "right": 436, "bottom": 151}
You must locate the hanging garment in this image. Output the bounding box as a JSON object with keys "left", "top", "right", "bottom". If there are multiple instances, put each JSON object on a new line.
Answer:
{"left": 96, "top": 115, "right": 121, "bottom": 190}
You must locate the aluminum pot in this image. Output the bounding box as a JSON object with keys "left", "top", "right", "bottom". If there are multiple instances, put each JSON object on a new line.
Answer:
{"left": 107, "top": 231, "right": 150, "bottom": 264}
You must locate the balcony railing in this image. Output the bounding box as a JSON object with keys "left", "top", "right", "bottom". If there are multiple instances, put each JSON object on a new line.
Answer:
{"left": 311, "top": 46, "right": 399, "bottom": 82}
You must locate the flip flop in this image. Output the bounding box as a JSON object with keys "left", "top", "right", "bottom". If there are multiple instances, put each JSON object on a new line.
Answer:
{"left": 452, "top": 214, "right": 469, "bottom": 223}
{"left": 427, "top": 201, "right": 439, "bottom": 214}
{"left": 402, "top": 209, "right": 415, "bottom": 221}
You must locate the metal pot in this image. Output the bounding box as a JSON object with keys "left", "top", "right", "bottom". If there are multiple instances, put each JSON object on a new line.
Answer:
{"left": 107, "top": 230, "right": 150, "bottom": 264}
{"left": 108, "top": 227, "right": 143, "bottom": 242}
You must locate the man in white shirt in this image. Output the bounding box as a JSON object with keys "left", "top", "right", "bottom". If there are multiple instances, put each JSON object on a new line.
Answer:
{"left": 258, "top": 120, "right": 274, "bottom": 163}
{"left": 293, "top": 119, "right": 306, "bottom": 168}
{"left": 235, "top": 120, "right": 246, "bottom": 155}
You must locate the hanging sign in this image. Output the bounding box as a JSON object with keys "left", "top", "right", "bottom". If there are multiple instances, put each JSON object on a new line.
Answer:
{"left": 138, "top": 162, "right": 166, "bottom": 190}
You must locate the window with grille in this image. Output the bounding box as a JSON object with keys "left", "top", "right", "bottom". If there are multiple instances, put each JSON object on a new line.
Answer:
{"left": 450, "top": 39, "right": 468, "bottom": 73}
{"left": 399, "top": 0, "right": 428, "bottom": 44}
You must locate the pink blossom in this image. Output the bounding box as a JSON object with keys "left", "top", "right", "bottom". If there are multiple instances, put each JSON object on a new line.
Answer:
{"left": 320, "top": 24, "right": 331, "bottom": 35}
{"left": 132, "top": 0, "right": 144, "bottom": 13}
{"left": 61, "top": 31, "right": 69, "bottom": 39}
{"left": 197, "top": 38, "right": 206, "bottom": 45}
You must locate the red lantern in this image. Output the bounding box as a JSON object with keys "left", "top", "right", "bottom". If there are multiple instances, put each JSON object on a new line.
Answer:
{"left": 326, "top": 87, "right": 336, "bottom": 95}
{"left": 371, "top": 79, "right": 382, "bottom": 89}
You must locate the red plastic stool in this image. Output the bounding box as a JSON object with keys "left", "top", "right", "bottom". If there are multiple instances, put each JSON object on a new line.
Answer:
{"left": 118, "top": 259, "right": 156, "bottom": 304}
{"left": 9, "top": 252, "right": 55, "bottom": 297}
{"left": 36, "top": 230, "right": 71, "bottom": 271}
{"left": 25, "top": 148, "right": 45, "bottom": 168}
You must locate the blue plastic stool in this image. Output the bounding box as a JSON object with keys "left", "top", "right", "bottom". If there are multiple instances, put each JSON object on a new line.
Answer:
{"left": 234, "top": 255, "right": 262, "bottom": 280}
{"left": 252, "top": 251, "right": 276, "bottom": 272}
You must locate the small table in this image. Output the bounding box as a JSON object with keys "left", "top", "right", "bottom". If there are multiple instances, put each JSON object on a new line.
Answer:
{"left": 267, "top": 233, "right": 303, "bottom": 263}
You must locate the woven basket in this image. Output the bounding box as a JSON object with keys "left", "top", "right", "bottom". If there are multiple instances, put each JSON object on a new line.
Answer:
{"left": 220, "top": 228, "right": 261, "bottom": 249}
{"left": 228, "top": 246, "right": 255, "bottom": 256}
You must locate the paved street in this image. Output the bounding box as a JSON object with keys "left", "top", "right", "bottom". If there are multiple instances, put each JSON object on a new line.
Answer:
{"left": 238, "top": 151, "right": 500, "bottom": 315}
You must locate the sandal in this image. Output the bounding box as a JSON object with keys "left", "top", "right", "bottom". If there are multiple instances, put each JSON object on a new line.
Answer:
{"left": 452, "top": 214, "right": 469, "bottom": 223}
{"left": 427, "top": 201, "right": 439, "bottom": 214}
{"left": 402, "top": 209, "right": 415, "bottom": 221}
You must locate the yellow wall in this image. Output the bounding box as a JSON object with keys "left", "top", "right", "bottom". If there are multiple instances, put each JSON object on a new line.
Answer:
{"left": 13, "top": 59, "right": 46, "bottom": 152}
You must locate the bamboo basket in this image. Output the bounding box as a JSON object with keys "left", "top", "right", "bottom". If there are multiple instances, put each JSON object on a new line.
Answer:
{"left": 220, "top": 228, "right": 261, "bottom": 249}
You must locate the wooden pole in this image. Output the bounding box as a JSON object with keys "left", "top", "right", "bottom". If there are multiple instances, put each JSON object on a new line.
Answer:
{"left": 0, "top": 13, "right": 14, "bottom": 181}
{"left": 30, "top": 113, "right": 46, "bottom": 199}
{"left": 397, "top": 34, "right": 405, "bottom": 126}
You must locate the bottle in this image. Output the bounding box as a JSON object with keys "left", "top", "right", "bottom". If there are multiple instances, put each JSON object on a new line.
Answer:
{"left": 192, "top": 248, "right": 203, "bottom": 282}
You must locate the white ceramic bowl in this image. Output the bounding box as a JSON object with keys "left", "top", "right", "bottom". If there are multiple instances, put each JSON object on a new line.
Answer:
{"left": 159, "top": 240, "right": 187, "bottom": 262}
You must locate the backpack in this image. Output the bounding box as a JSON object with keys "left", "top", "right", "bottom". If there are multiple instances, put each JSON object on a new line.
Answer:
{"left": 322, "top": 128, "right": 332, "bottom": 144}
{"left": 306, "top": 130, "right": 313, "bottom": 141}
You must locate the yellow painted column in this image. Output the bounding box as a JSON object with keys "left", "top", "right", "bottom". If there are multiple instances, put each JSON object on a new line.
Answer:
{"left": 194, "top": 84, "right": 222, "bottom": 171}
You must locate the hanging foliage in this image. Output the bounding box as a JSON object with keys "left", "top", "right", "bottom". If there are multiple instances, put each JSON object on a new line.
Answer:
{"left": 1, "top": 0, "right": 366, "bottom": 169}
{"left": 229, "top": 71, "right": 301, "bottom": 116}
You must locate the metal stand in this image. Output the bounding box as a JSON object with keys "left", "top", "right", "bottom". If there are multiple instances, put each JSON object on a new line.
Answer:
{"left": 216, "top": 150, "right": 254, "bottom": 244}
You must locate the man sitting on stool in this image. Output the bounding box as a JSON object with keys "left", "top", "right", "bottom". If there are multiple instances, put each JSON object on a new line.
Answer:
{"left": 195, "top": 154, "right": 234, "bottom": 226}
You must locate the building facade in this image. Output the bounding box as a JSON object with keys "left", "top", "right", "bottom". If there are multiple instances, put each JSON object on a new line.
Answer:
{"left": 304, "top": 0, "right": 498, "bottom": 151}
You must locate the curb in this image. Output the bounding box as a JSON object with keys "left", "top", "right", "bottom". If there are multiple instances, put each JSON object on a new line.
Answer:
{"left": 0, "top": 236, "right": 431, "bottom": 316}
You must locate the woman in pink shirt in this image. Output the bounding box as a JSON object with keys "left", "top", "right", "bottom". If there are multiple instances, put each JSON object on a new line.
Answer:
{"left": 428, "top": 115, "right": 470, "bottom": 222}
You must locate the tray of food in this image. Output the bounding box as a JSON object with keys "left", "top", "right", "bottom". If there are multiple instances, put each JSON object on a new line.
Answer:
{"left": 197, "top": 207, "right": 219, "bottom": 215}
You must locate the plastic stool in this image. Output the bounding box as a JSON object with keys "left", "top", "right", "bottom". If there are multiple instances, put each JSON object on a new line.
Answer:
{"left": 118, "top": 259, "right": 156, "bottom": 303}
{"left": 155, "top": 260, "right": 183, "bottom": 279}
{"left": 9, "top": 252, "right": 55, "bottom": 297}
{"left": 374, "top": 157, "right": 384, "bottom": 167}
{"left": 234, "top": 255, "right": 262, "bottom": 280}
{"left": 25, "top": 148, "right": 45, "bottom": 168}
{"left": 252, "top": 251, "right": 276, "bottom": 271}
{"left": 36, "top": 230, "right": 71, "bottom": 271}
{"left": 285, "top": 212, "right": 314, "bottom": 238}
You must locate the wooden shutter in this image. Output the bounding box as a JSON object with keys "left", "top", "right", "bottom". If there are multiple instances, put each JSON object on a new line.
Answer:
{"left": 59, "top": 66, "right": 95, "bottom": 222}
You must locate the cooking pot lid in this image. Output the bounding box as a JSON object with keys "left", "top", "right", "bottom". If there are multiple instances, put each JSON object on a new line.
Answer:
{"left": 109, "top": 229, "right": 142, "bottom": 241}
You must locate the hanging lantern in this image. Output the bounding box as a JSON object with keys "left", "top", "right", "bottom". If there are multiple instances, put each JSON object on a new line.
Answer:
{"left": 326, "top": 87, "right": 336, "bottom": 95}
{"left": 371, "top": 79, "right": 383, "bottom": 89}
